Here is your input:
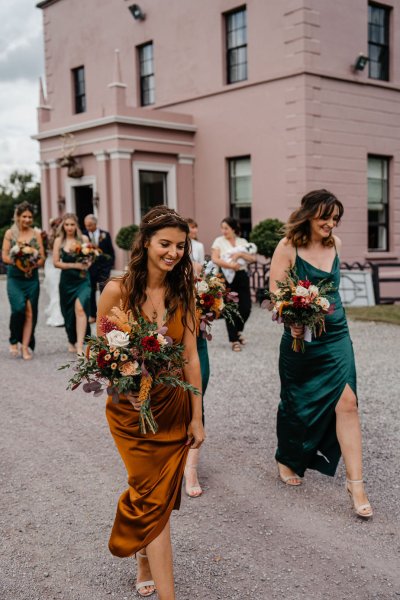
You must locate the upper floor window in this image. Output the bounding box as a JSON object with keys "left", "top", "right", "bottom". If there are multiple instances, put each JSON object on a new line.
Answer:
{"left": 72, "top": 66, "right": 86, "bottom": 114}
{"left": 368, "top": 4, "right": 390, "bottom": 81}
{"left": 138, "top": 42, "right": 155, "bottom": 106}
{"left": 228, "top": 156, "right": 252, "bottom": 239}
{"left": 225, "top": 7, "right": 247, "bottom": 84}
{"left": 368, "top": 156, "right": 389, "bottom": 251}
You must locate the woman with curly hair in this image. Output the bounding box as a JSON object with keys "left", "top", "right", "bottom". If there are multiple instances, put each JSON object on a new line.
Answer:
{"left": 2, "top": 201, "right": 45, "bottom": 359}
{"left": 97, "top": 206, "right": 205, "bottom": 599}
{"left": 269, "top": 189, "right": 372, "bottom": 519}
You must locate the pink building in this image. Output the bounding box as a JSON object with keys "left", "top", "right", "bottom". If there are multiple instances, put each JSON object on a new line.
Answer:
{"left": 35, "top": 0, "right": 400, "bottom": 269}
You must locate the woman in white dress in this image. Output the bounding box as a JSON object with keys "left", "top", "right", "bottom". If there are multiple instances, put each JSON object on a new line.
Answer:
{"left": 43, "top": 218, "right": 64, "bottom": 327}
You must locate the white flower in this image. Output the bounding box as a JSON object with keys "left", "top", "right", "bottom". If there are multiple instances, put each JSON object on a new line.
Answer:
{"left": 308, "top": 285, "right": 319, "bottom": 298}
{"left": 196, "top": 280, "right": 209, "bottom": 293}
{"left": 295, "top": 285, "right": 310, "bottom": 297}
{"left": 157, "top": 334, "right": 168, "bottom": 346}
{"left": 106, "top": 330, "right": 130, "bottom": 348}
{"left": 316, "top": 297, "right": 330, "bottom": 310}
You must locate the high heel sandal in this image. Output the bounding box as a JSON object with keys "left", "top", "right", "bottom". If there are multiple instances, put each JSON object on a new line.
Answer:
{"left": 276, "top": 461, "right": 302, "bottom": 486}
{"left": 184, "top": 465, "right": 203, "bottom": 497}
{"left": 9, "top": 344, "right": 20, "bottom": 357}
{"left": 21, "top": 345, "right": 33, "bottom": 361}
{"left": 135, "top": 551, "right": 156, "bottom": 597}
{"left": 346, "top": 479, "right": 373, "bottom": 519}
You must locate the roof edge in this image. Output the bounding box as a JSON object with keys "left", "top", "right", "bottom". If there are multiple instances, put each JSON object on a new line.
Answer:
{"left": 36, "top": 0, "right": 63, "bottom": 9}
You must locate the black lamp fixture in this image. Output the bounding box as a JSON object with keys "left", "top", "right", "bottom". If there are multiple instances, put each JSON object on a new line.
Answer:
{"left": 128, "top": 4, "right": 145, "bottom": 20}
{"left": 354, "top": 53, "right": 369, "bottom": 71}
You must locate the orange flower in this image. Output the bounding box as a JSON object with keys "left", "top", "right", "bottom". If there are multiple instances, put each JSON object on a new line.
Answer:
{"left": 138, "top": 374, "right": 153, "bottom": 404}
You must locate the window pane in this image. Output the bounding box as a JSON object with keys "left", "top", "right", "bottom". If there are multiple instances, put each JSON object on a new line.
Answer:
{"left": 226, "top": 8, "right": 247, "bottom": 84}
{"left": 367, "top": 156, "right": 389, "bottom": 250}
{"left": 139, "top": 171, "right": 167, "bottom": 217}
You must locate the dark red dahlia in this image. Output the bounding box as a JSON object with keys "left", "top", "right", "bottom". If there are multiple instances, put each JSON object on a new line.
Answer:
{"left": 96, "top": 349, "right": 109, "bottom": 368}
{"left": 141, "top": 336, "right": 161, "bottom": 352}
{"left": 293, "top": 296, "right": 307, "bottom": 309}
{"left": 201, "top": 293, "right": 214, "bottom": 309}
{"left": 298, "top": 279, "right": 311, "bottom": 289}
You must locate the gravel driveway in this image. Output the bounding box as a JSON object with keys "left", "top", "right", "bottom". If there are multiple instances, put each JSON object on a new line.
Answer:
{"left": 0, "top": 279, "right": 399, "bottom": 600}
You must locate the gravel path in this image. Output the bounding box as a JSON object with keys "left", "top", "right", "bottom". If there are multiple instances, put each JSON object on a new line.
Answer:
{"left": 0, "top": 279, "right": 399, "bottom": 600}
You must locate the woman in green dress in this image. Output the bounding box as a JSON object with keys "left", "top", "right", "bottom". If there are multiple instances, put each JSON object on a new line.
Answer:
{"left": 2, "top": 201, "right": 45, "bottom": 360}
{"left": 269, "top": 189, "right": 373, "bottom": 519}
{"left": 53, "top": 213, "right": 91, "bottom": 355}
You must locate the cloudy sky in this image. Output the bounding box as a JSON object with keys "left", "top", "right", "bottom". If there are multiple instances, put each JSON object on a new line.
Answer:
{"left": 0, "top": 0, "right": 44, "bottom": 183}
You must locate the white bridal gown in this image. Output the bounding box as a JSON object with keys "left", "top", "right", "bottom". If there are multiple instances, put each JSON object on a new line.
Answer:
{"left": 43, "top": 254, "right": 64, "bottom": 327}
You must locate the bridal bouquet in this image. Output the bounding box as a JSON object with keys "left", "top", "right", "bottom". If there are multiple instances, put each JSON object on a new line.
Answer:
{"left": 195, "top": 267, "right": 240, "bottom": 340}
{"left": 60, "top": 305, "right": 199, "bottom": 434}
{"left": 10, "top": 242, "right": 40, "bottom": 278}
{"left": 264, "top": 268, "right": 335, "bottom": 352}
{"left": 69, "top": 241, "right": 103, "bottom": 263}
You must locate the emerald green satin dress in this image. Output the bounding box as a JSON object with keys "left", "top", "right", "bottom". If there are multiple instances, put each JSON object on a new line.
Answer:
{"left": 276, "top": 251, "right": 357, "bottom": 477}
{"left": 196, "top": 335, "right": 210, "bottom": 424}
{"left": 7, "top": 238, "right": 40, "bottom": 350}
{"left": 59, "top": 248, "right": 91, "bottom": 345}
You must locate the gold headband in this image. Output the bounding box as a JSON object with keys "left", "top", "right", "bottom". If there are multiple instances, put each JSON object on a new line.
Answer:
{"left": 146, "top": 210, "right": 187, "bottom": 225}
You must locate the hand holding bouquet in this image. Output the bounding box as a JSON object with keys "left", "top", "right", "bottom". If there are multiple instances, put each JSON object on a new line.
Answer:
{"left": 70, "top": 241, "right": 103, "bottom": 263}
{"left": 264, "top": 268, "right": 335, "bottom": 352}
{"left": 60, "top": 305, "right": 200, "bottom": 434}
{"left": 195, "top": 266, "right": 241, "bottom": 340}
{"left": 10, "top": 242, "right": 40, "bottom": 278}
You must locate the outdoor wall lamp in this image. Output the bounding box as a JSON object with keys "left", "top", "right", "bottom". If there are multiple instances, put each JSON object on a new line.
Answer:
{"left": 353, "top": 53, "right": 369, "bottom": 71}
{"left": 128, "top": 4, "right": 146, "bottom": 20}
{"left": 93, "top": 193, "right": 100, "bottom": 209}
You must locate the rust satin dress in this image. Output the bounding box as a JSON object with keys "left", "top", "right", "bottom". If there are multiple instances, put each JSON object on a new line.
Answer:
{"left": 106, "top": 308, "right": 191, "bottom": 557}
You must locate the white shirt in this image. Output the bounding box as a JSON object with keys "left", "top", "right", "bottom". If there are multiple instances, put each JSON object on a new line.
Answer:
{"left": 211, "top": 235, "right": 257, "bottom": 282}
{"left": 190, "top": 238, "right": 205, "bottom": 265}
{"left": 88, "top": 228, "right": 100, "bottom": 245}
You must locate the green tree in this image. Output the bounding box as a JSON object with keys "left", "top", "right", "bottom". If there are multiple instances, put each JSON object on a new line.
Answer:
{"left": 249, "top": 218, "right": 284, "bottom": 258}
{"left": 0, "top": 170, "right": 41, "bottom": 246}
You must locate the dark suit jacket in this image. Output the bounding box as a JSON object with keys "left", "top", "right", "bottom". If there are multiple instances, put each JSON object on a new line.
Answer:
{"left": 84, "top": 229, "right": 115, "bottom": 283}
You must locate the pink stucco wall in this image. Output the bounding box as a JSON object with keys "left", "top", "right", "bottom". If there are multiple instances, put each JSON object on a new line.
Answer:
{"left": 36, "top": 0, "right": 400, "bottom": 268}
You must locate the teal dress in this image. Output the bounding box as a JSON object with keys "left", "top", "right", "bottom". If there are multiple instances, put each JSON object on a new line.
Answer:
{"left": 276, "top": 251, "right": 357, "bottom": 477}
{"left": 59, "top": 248, "right": 91, "bottom": 345}
{"left": 7, "top": 238, "right": 40, "bottom": 350}
{"left": 196, "top": 336, "right": 210, "bottom": 424}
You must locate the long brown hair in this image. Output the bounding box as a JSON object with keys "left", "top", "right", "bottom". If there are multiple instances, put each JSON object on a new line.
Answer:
{"left": 121, "top": 206, "right": 195, "bottom": 327}
{"left": 57, "top": 213, "right": 84, "bottom": 244}
{"left": 285, "top": 189, "right": 344, "bottom": 247}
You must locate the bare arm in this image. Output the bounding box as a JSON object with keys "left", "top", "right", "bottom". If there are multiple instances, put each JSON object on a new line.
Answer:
{"left": 34, "top": 231, "right": 45, "bottom": 268}
{"left": 96, "top": 279, "right": 123, "bottom": 334}
{"left": 269, "top": 238, "right": 295, "bottom": 293}
{"left": 182, "top": 312, "right": 205, "bottom": 448}
{"left": 1, "top": 230, "right": 13, "bottom": 265}
{"left": 333, "top": 235, "right": 342, "bottom": 257}
{"left": 211, "top": 247, "right": 241, "bottom": 271}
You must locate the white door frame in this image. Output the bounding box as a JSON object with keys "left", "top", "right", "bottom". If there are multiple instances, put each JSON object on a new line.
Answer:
{"left": 65, "top": 175, "right": 97, "bottom": 216}
{"left": 133, "top": 161, "right": 177, "bottom": 225}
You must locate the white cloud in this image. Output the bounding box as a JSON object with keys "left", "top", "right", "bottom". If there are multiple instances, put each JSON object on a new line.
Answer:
{"left": 0, "top": 0, "right": 43, "bottom": 184}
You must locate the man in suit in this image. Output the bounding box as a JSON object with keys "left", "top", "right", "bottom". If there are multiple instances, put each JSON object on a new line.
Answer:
{"left": 84, "top": 214, "right": 115, "bottom": 322}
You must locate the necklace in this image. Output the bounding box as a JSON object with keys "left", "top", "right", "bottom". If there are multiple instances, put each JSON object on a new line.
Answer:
{"left": 146, "top": 289, "right": 164, "bottom": 322}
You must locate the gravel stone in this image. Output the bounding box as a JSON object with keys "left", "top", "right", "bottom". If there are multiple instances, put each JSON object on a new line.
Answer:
{"left": 0, "top": 280, "right": 399, "bottom": 599}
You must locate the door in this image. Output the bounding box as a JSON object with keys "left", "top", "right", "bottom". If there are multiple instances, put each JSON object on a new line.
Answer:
{"left": 74, "top": 186, "right": 93, "bottom": 230}
{"left": 139, "top": 170, "right": 167, "bottom": 218}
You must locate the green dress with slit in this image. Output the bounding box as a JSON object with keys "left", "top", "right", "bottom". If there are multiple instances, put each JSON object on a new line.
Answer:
{"left": 276, "top": 250, "right": 357, "bottom": 477}
{"left": 59, "top": 248, "right": 91, "bottom": 345}
{"left": 196, "top": 335, "right": 210, "bottom": 424}
{"left": 7, "top": 237, "right": 40, "bottom": 350}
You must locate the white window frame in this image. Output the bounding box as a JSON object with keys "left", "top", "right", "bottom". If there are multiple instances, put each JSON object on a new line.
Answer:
{"left": 65, "top": 175, "right": 97, "bottom": 217}
{"left": 133, "top": 161, "right": 177, "bottom": 225}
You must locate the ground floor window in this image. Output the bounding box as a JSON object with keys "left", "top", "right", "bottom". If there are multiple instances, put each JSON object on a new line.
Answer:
{"left": 368, "top": 155, "right": 389, "bottom": 251}
{"left": 228, "top": 156, "right": 252, "bottom": 240}
{"left": 139, "top": 170, "right": 167, "bottom": 218}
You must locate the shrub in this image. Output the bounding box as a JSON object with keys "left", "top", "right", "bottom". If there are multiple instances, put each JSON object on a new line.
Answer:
{"left": 115, "top": 224, "right": 139, "bottom": 251}
{"left": 250, "top": 218, "right": 284, "bottom": 258}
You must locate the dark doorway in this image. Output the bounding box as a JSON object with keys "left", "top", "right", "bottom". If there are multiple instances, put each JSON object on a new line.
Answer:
{"left": 139, "top": 171, "right": 167, "bottom": 218}
{"left": 74, "top": 186, "right": 93, "bottom": 229}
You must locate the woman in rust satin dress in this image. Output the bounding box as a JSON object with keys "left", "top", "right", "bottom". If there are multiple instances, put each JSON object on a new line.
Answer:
{"left": 97, "top": 206, "right": 205, "bottom": 599}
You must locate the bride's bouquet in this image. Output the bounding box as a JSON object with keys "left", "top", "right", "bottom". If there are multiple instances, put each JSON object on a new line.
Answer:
{"left": 60, "top": 305, "right": 200, "bottom": 434}
{"left": 195, "top": 266, "right": 240, "bottom": 340}
{"left": 10, "top": 242, "right": 40, "bottom": 278}
{"left": 264, "top": 268, "right": 335, "bottom": 352}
